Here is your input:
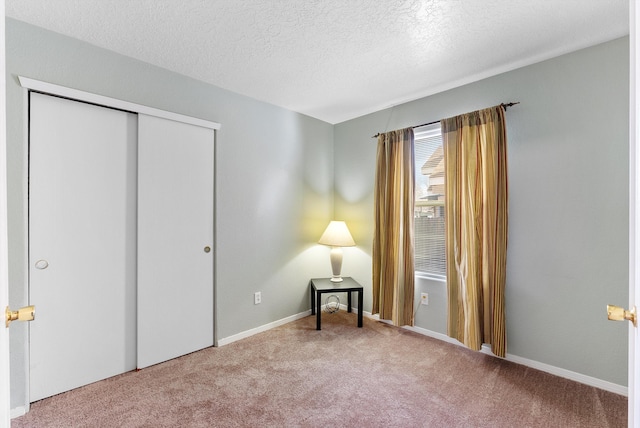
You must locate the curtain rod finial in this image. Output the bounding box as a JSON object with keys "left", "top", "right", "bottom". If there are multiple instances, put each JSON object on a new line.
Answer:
{"left": 501, "top": 102, "right": 520, "bottom": 110}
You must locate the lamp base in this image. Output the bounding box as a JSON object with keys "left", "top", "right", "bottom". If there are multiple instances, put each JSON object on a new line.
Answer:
{"left": 329, "top": 247, "right": 344, "bottom": 283}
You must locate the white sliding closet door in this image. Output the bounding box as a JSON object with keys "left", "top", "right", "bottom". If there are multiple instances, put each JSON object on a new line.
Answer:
{"left": 137, "top": 114, "right": 214, "bottom": 369}
{"left": 29, "top": 93, "right": 138, "bottom": 401}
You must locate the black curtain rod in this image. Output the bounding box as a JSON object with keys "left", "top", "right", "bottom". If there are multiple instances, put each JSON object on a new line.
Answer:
{"left": 371, "top": 102, "right": 520, "bottom": 138}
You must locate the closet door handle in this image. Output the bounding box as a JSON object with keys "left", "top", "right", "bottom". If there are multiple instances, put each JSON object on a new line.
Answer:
{"left": 204, "top": 246, "right": 211, "bottom": 253}
{"left": 35, "top": 260, "right": 49, "bottom": 270}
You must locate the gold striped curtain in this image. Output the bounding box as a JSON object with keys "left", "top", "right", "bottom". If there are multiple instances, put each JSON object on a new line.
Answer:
{"left": 372, "top": 128, "right": 415, "bottom": 326}
{"left": 442, "top": 106, "right": 508, "bottom": 357}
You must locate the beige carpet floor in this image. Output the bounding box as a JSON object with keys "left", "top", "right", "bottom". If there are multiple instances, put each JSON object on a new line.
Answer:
{"left": 12, "top": 311, "right": 627, "bottom": 427}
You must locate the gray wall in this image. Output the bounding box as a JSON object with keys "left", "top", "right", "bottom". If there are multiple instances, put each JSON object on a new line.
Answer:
{"left": 6, "top": 19, "right": 334, "bottom": 408}
{"left": 334, "top": 37, "right": 630, "bottom": 386}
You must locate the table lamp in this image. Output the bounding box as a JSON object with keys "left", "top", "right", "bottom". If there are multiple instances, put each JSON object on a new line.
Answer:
{"left": 318, "top": 221, "right": 355, "bottom": 282}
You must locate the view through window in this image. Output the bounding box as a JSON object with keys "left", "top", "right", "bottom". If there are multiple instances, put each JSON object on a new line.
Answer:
{"left": 414, "top": 123, "right": 446, "bottom": 279}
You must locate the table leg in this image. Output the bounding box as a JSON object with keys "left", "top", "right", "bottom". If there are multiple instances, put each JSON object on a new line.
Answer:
{"left": 316, "top": 291, "right": 322, "bottom": 330}
{"left": 357, "top": 290, "right": 363, "bottom": 328}
{"left": 311, "top": 286, "right": 316, "bottom": 315}
{"left": 347, "top": 291, "right": 352, "bottom": 313}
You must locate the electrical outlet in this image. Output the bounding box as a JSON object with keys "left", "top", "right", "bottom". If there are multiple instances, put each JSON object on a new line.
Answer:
{"left": 254, "top": 292, "right": 261, "bottom": 305}
{"left": 420, "top": 292, "right": 429, "bottom": 306}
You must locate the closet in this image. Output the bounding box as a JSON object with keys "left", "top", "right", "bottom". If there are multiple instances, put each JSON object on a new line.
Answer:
{"left": 26, "top": 86, "right": 217, "bottom": 402}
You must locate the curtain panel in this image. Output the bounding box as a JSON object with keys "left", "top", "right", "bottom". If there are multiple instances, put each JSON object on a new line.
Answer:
{"left": 372, "top": 128, "right": 415, "bottom": 326}
{"left": 442, "top": 105, "right": 508, "bottom": 357}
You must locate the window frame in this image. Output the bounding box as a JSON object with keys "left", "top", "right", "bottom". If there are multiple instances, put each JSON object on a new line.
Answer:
{"left": 414, "top": 123, "right": 446, "bottom": 282}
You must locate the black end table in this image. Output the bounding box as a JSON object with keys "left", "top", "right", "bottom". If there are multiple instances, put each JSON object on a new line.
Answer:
{"left": 310, "top": 277, "right": 363, "bottom": 330}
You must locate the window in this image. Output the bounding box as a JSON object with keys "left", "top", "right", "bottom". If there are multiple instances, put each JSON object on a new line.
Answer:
{"left": 414, "top": 123, "right": 446, "bottom": 279}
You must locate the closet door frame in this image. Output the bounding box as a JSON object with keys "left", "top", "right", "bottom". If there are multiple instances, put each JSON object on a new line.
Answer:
{"left": 18, "top": 76, "right": 220, "bottom": 403}
{"left": 19, "top": 77, "right": 220, "bottom": 131}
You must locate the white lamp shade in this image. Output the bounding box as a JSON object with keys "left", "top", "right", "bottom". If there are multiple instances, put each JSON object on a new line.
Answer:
{"left": 318, "top": 221, "right": 355, "bottom": 247}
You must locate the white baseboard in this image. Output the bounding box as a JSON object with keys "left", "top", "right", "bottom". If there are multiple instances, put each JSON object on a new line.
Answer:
{"left": 217, "top": 303, "right": 362, "bottom": 346}
{"left": 403, "top": 324, "right": 628, "bottom": 397}
{"left": 216, "top": 310, "right": 311, "bottom": 346}
{"left": 216, "top": 303, "right": 364, "bottom": 347}
{"left": 218, "top": 308, "right": 627, "bottom": 396}
{"left": 11, "top": 405, "right": 28, "bottom": 419}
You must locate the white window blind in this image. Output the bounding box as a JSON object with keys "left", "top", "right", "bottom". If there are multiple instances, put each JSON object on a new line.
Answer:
{"left": 414, "top": 123, "right": 446, "bottom": 278}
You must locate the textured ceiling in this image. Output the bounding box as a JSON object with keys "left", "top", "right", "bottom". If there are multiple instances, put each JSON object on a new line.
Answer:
{"left": 5, "top": 0, "right": 629, "bottom": 124}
